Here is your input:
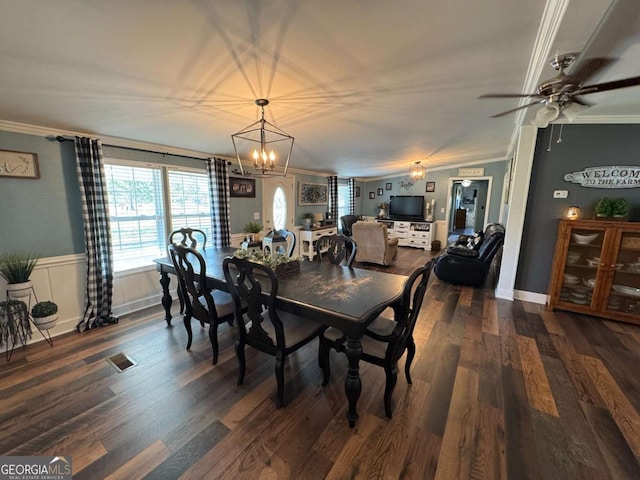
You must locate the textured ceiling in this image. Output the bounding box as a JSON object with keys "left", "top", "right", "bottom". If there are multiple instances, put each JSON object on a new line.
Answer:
{"left": 0, "top": 0, "right": 639, "bottom": 178}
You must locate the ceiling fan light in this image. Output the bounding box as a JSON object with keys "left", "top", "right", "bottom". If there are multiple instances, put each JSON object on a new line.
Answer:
{"left": 562, "top": 103, "right": 583, "bottom": 122}
{"left": 409, "top": 161, "right": 425, "bottom": 180}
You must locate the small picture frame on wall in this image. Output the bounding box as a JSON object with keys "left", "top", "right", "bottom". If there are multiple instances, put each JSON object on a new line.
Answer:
{"left": 385, "top": 182, "right": 392, "bottom": 191}
{"left": 377, "top": 188, "right": 383, "bottom": 196}
{"left": 0, "top": 150, "right": 40, "bottom": 179}
{"left": 355, "top": 186, "right": 361, "bottom": 197}
{"left": 369, "top": 191, "right": 375, "bottom": 199}
{"left": 229, "top": 177, "right": 256, "bottom": 197}
{"left": 426, "top": 181, "right": 435, "bottom": 193}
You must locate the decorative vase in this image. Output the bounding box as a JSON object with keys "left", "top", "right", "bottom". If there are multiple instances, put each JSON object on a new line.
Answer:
{"left": 33, "top": 314, "right": 58, "bottom": 331}
{"left": 6, "top": 281, "right": 33, "bottom": 299}
{"left": 378, "top": 208, "right": 386, "bottom": 218}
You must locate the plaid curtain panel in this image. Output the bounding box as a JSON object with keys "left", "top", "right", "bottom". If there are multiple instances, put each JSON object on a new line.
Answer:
{"left": 74, "top": 137, "right": 118, "bottom": 330}
{"left": 207, "top": 157, "right": 231, "bottom": 248}
{"left": 348, "top": 178, "right": 356, "bottom": 215}
{"left": 328, "top": 175, "right": 338, "bottom": 221}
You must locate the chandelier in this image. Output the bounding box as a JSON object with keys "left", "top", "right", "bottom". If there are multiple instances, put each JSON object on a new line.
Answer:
{"left": 409, "top": 161, "right": 425, "bottom": 180}
{"left": 231, "top": 99, "right": 294, "bottom": 177}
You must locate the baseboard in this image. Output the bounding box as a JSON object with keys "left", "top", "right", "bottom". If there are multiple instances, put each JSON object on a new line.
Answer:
{"left": 494, "top": 287, "right": 514, "bottom": 300}
{"left": 513, "top": 290, "right": 548, "bottom": 305}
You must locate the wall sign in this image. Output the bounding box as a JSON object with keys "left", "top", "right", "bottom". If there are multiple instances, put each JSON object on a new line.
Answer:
{"left": 458, "top": 167, "right": 484, "bottom": 177}
{"left": 0, "top": 150, "right": 40, "bottom": 178}
{"left": 564, "top": 166, "right": 640, "bottom": 188}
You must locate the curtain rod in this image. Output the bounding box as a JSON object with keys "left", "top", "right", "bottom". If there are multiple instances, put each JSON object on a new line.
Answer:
{"left": 54, "top": 135, "right": 228, "bottom": 163}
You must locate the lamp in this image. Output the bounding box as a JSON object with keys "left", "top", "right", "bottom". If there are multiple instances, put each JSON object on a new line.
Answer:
{"left": 231, "top": 99, "right": 294, "bottom": 177}
{"left": 566, "top": 206, "right": 580, "bottom": 220}
{"left": 409, "top": 161, "right": 426, "bottom": 180}
{"left": 531, "top": 101, "right": 561, "bottom": 128}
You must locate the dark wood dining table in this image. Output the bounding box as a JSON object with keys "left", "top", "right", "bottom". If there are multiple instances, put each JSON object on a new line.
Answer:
{"left": 154, "top": 247, "right": 407, "bottom": 426}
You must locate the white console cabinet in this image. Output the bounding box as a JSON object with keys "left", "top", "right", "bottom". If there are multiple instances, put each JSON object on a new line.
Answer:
{"left": 299, "top": 225, "right": 338, "bottom": 260}
{"left": 376, "top": 219, "right": 434, "bottom": 250}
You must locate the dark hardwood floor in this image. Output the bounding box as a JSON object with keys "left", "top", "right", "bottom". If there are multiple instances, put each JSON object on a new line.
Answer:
{"left": 2, "top": 247, "right": 640, "bottom": 479}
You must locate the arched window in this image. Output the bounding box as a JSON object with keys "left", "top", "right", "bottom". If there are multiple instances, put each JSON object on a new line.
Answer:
{"left": 273, "top": 186, "right": 287, "bottom": 230}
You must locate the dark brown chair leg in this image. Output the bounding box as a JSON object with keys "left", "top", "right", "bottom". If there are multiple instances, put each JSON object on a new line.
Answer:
{"left": 405, "top": 337, "right": 416, "bottom": 384}
{"left": 319, "top": 338, "right": 332, "bottom": 386}
{"left": 209, "top": 323, "right": 218, "bottom": 365}
{"left": 384, "top": 363, "right": 398, "bottom": 419}
{"left": 275, "top": 352, "right": 285, "bottom": 408}
{"left": 236, "top": 339, "right": 246, "bottom": 385}
{"left": 184, "top": 314, "right": 193, "bottom": 350}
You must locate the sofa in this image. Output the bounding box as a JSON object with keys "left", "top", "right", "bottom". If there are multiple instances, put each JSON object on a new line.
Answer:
{"left": 352, "top": 221, "right": 398, "bottom": 266}
{"left": 433, "top": 223, "right": 505, "bottom": 286}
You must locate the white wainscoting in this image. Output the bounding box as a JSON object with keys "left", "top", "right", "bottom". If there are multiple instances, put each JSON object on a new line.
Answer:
{"left": 1, "top": 253, "right": 180, "bottom": 351}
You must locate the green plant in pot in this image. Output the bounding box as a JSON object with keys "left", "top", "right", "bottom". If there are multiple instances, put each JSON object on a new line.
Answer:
{"left": 595, "top": 197, "right": 629, "bottom": 219}
{"left": 0, "top": 252, "right": 38, "bottom": 299}
{"left": 243, "top": 222, "right": 263, "bottom": 241}
{"left": 31, "top": 301, "right": 58, "bottom": 331}
{"left": 302, "top": 212, "right": 314, "bottom": 228}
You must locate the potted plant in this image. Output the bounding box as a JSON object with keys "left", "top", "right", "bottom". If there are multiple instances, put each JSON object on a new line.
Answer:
{"left": 0, "top": 252, "right": 38, "bottom": 299}
{"left": 0, "top": 300, "right": 29, "bottom": 347}
{"left": 31, "top": 301, "right": 58, "bottom": 330}
{"left": 302, "top": 212, "right": 314, "bottom": 228}
{"left": 243, "top": 222, "right": 263, "bottom": 242}
{"left": 595, "top": 197, "right": 629, "bottom": 220}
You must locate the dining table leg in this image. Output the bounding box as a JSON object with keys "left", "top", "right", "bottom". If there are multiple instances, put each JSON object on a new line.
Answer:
{"left": 159, "top": 270, "right": 173, "bottom": 326}
{"left": 345, "top": 335, "right": 362, "bottom": 427}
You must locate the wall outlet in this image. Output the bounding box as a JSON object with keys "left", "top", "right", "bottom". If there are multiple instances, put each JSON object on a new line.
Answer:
{"left": 553, "top": 190, "right": 568, "bottom": 199}
{"left": 253, "top": 212, "right": 260, "bottom": 220}
{"left": 440, "top": 207, "right": 445, "bottom": 213}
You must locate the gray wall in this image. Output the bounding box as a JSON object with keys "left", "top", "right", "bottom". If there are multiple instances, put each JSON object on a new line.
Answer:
{"left": 0, "top": 129, "right": 366, "bottom": 255}
{"left": 361, "top": 159, "right": 507, "bottom": 223}
{"left": 515, "top": 124, "right": 640, "bottom": 294}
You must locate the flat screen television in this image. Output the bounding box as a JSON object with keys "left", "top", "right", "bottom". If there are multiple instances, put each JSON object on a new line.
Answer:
{"left": 389, "top": 195, "right": 424, "bottom": 220}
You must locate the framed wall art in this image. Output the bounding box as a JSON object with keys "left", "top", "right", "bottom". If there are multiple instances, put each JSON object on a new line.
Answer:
{"left": 298, "top": 182, "right": 328, "bottom": 205}
{"left": 426, "top": 181, "right": 435, "bottom": 193}
{"left": 229, "top": 177, "right": 256, "bottom": 198}
{"left": 369, "top": 191, "right": 375, "bottom": 199}
{"left": 0, "top": 150, "right": 40, "bottom": 179}
{"left": 385, "top": 182, "right": 392, "bottom": 190}
{"left": 355, "top": 186, "right": 361, "bottom": 197}
{"left": 377, "top": 188, "right": 383, "bottom": 196}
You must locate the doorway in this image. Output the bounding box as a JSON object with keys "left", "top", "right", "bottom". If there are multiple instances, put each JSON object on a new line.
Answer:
{"left": 262, "top": 176, "right": 295, "bottom": 234}
{"left": 445, "top": 177, "right": 491, "bottom": 242}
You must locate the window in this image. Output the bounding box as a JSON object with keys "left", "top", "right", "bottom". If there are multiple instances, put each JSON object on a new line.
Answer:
{"left": 104, "top": 162, "right": 212, "bottom": 272}
{"left": 168, "top": 170, "right": 212, "bottom": 239}
{"left": 337, "top": 182, "right": 350, "bottom": 222}
{"left": 273, "top": 187, "right": 287, "bottom": 230}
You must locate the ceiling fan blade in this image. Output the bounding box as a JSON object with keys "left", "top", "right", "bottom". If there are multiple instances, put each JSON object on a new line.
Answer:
{"left": 479, "top": 93, "right": 541, "bottom": 99}
{"left": 574, "top": 75, "right": 640, "bottom": 95}
{"left": 567, "top": 57, "right": 614, "bottom": 84}
{"left": 489, "top": 101, "right": 543, "bottom": 118}
{"left": 568, "top": 96, "right": 595, "bottom": 107}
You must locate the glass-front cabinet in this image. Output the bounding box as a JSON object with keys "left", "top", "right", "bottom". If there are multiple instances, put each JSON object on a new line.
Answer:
{"left": 548, "top": 219, "right": 640, "bottom": 325}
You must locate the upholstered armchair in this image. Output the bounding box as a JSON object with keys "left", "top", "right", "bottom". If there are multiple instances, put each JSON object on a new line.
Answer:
{"left": 352, "top": 221, "right": 399, "bottom": 266}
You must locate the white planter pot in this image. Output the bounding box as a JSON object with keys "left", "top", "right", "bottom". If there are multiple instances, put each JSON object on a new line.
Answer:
{"left": 6, "top": 281, "right": 33, "bottom": 299}
{"left": 33, "top": 314, "right": 58, "bottom": 331}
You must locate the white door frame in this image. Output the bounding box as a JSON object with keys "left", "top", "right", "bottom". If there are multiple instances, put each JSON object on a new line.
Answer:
{"left": 262, "top": 176, "right": 295, "bottom": 233}
{"left": 444, "top": 176, "right": 493, "bottom": 234}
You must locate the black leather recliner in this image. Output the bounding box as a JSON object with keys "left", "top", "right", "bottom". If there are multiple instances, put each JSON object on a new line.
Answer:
{"left": 340, "top": 215, "right": 359, "bottom": 236}
{"left": 434, "top": 223, "right": 505, "bottom": 286}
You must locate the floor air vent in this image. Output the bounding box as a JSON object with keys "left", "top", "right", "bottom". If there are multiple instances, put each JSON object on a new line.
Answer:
{"left": 107, "top": 352, "right": 136, "bottom": 372}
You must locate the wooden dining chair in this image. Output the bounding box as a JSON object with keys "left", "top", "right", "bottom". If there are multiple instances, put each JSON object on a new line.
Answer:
{"left": 314, "top": 234, "right": 357, "bottom": 267}
{"left": 168, "top": 244, "right": 235, "bottom": 365}
{"left": 168, "top": 227, "right": 207, "bottom": 250}
{"left": 318, "top": 259, "right": 435, "bottom": 418}
{"left": 168, "top": 227, "right": 208, "bottom": 314}
{"left": 222, "top": 256, "right": 325, "bottom": 408}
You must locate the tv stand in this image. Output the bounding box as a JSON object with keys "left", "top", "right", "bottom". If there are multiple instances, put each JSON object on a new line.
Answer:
{"left": 376, "top": 219, "right": 434, "bottom": 250}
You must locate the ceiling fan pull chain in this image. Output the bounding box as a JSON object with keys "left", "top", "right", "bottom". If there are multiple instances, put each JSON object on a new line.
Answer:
{"left": 547, "top": 124, "right": 554, "bottom": 152}
{"left": 556, "top": 123, "right": 564, "bottom": 144}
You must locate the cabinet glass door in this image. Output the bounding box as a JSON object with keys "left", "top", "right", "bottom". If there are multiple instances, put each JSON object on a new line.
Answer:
{"left": 605, "top": 230, "right": 640, "bottom": 315}
{"left": 559, "top": 226, "right": 607, "bottom": 308}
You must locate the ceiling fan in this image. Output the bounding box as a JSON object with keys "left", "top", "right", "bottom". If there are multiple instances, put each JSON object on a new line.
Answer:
{"left": 479, "top": 53, "right": 640, "bottom": 124}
